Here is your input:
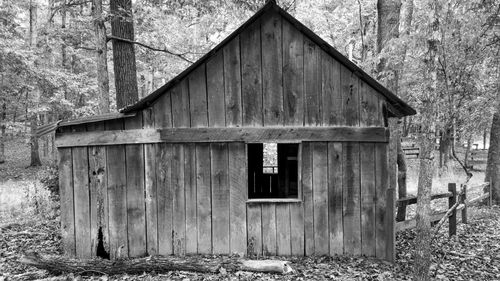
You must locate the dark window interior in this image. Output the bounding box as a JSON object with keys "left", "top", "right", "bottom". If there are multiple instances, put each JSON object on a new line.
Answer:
{"left": 248, "top": 143, "right": 299, "bottom": 199}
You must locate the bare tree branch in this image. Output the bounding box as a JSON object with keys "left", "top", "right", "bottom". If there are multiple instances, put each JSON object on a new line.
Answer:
{"left": 48, "top": 0, "right": 92, "bottom": 23}
{"left": 107, "top": 35, "right": 195, "bottom": 63}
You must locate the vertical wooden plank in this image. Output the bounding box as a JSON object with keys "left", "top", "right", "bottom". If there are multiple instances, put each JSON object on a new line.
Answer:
{"left": 241, "top": 19, "right": 263, "bottom": 126}
{"left": 223, "top": 36, "right": 242, "bottom": 127}
{"left": 184, "top": 144, "right": 197, "bottom": 254}
{"left": 207, "top": 52, "right": 226, "bottom": 127}
{"left": 282, "top": 19, "right": 304, "bottom": 126}
{"left": 304, "top": 38, "right": 321, "bottom": 126}
{"left": 189, "top": 64, "right": 208, "bottom": 127}
{"left": 143, "top": 107, "right": 158, "bottom": 255}
{"left": 313, "top": 142, "right": 329, "bottom": 255}
{"left": 360, "top": 83, "right": 380, "bottom": 127}
{"left": 124, "top": 113, "right": 143, "bottom": 129}
{"left": 228, "top": 142, "right": 247, "bottom": 255}
{"left": 89, "top": 144, "right": 109, "bottom": 258}
{"left": 72, "top": 147, "right": 91, "bottom": 258}
{"left": 386, "top": 187, "right": 395, "bottom": 261}
{"left": 328, "top": 142, "right": 343, "bottom": 255}
{"left": 360, "top": 143, "right": 376, "bottom": 257}
{"left": 322, "top": 53, "right": 343, "bottom": 125}
{"left": 261, "top": 12, "right": 283, "bottom": 126}
{"left": 341, "top": 65, "right": 360, "bottom": 126}
{"left": 153, "top": 92, "right": 172, "bottom": 128}
{"left": 375, "top": 143, "right": 388, "bottom": 260}
{"left": 302, "top": 142, "right": 314, "bottom": 255}
{"left": 171, "top": 80, "right": 191, "bottom": 128}
{"left": 210, "top": 143, "right": 230, "bottom": 254}
{"left": 289, "top": 202, "right": 304, "bottom": 256}
{"left": 157, "top": 143, "right": 173, "bottom": 255}
{"left": 196, "top": 144, "right": 212, "bottom": 254}
{"left": 276, "top": 204, "right": 291, "bottom": 256}
{"left": 172, "top": 144, "right": 185, "bottom": 255}
{"left": 246, "top": 204, "right": 262, "bottom": 256}
{"left": 59, "top": 148, "right": 75, "bottom": 256}
{"left": 125, "top": 144, "right": 146, "bottom": 257}
{"left": 144, "top": 143, "right": 158, "bottom": 255}
{"left": 107, "top": 144, "right": 127, "bottom": 259}
{"left": 343, "top": 142, "right": 361, "bottom": 255}
{"left": 261, "top": 204, "right": 276, "bottom": 256}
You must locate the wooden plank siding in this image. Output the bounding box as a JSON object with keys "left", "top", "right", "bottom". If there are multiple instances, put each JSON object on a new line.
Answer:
{"left": 57, "top": 10, "right": 395, "bottom": 261}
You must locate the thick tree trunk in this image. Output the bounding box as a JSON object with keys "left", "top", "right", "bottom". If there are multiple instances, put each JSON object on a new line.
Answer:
{"left": 92, "top": 0, "right": 110, "bottom": 114}
{"left": 20, "top": 253, "right": 293, "bottom": 275}
{"left": 439, "top": 127, "right": 452, "bottom": 168}
{"left": 110, "top": 0, "right": 139, "bottom": 109}
{"left": 396, "top": 136, "right": 407, "bottom": 221}
{"left": 486, "top": 112, "right": 500, "bottom": 204}
{"left": 29, "top": 0, "right": 41, "bottom": 167}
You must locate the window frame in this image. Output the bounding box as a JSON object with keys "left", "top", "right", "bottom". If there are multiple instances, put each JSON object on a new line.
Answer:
{"left": 246, "top": 141, "right": 302, "bottom": 203}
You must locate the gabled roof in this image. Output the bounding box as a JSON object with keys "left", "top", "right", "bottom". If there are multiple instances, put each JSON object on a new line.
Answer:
{"left": 122, "top": 0, "right": 416, "bottom": 117}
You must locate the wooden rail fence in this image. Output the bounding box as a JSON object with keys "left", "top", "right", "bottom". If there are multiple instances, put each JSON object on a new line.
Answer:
{"left": 395, "top": 182, "right": 492, "bottom": 236}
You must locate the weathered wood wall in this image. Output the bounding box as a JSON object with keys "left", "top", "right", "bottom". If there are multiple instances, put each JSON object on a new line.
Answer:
{"left": 57, "top": 10, "right": 394, "bottom": 261}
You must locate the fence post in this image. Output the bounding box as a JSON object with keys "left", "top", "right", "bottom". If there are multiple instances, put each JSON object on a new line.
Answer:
{"left": 461, "top": 184, "right": 467, "bottom": 224}
{"left": 448, "top": 183, "right": 457, "bottom": 237}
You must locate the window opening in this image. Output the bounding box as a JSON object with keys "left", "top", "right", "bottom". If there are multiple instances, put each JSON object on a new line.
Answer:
{"left": 248, "top": 143, "right": 299, "bottom": 199}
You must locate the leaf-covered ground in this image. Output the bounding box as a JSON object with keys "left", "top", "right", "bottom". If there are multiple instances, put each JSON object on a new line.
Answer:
{"left": 1, "top": 206, "right": 499, "bottom": 280}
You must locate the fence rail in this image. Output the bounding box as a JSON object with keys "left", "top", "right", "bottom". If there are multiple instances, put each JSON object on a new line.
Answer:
{"left": 395, "top": 182, "right": 492, "bottom": 235}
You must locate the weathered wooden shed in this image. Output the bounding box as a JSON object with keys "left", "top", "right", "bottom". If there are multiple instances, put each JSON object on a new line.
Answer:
{"left": 55, "top": 1, "right": 416, "bottom": 262}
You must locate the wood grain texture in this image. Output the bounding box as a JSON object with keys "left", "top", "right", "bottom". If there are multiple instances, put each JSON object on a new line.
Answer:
{"left": 228, "top": 143, "right": 247, "bottom": 255}
{"left": 289, "top": 201, "right": 304, "bottom": 256}
{"left": 246, "top": 204, "right": 262, "bottom": 256}
{"left": 360, "top": 82, "right": 380, "bottom": 127}
{"left": 55, "top": 129, "right": 161, "bottom": 147}
{"left": 261, "top": 204, "right": 277, "bottom": 256}
{"left": 207, "top": 52, "right": 226, "bottom": 127}
{"left": 159, "top": 127, "right": 389, "bottom": 143}
{"left": 223, "top": 36, "right": 242, "bottom": 127}
{"left": 171, "top": 80, "right": 191, "bottom": 128}
{"left": 241, "top": 19, "right": 263, "bottom": 126}
{"left": 304, "top": 38, "right": 321, "bottom": 126}
{"left": 282, "top": 19, "right": 304, "bottom": 126}
{"left": 126, "top": 144, "right": 146, "bottom": 257}
{"left": 343, "top": 142, "right": 361, "bottom": 255}
{"left": 312, "top": 142, "right": 329, "bottom": 255}
{"left": 375, "top": 144, "right": 389, "bottom": 260}
{"left": 157, "top": 143, "right": 173, "bottom": 255}
{"left": 153, "top": 91, "right": 172, "bottom": 128}
{"left": 184, "top": 144, "right": 197, "bottom": 254}
{"left": 210, "top": 143, "right": 230, "bottom": 254}
{"left": 144, "top": 143, "right": 158, "bottom": 255}
{"left": 360, "top": 143, "right": 376, "bottom": 257}
{"left": 341, "top": 65, "right": 360, "bottom": 126}
{"left": 172, "top": 144, "right": 186, "bottom": 255}
{"left": 302, "top": 142, "right": 314, "bottom": 255}
{"left": 59, "top": 148, "right": 75, "bottom": 256}
{"left": 72, "top": 147, "right": 91, "bottom": 258}
{"left": 189, "top": 65, "right": 209, "bottom": 127}
{"left": 107, "top": 145, "right": 128, "bottom": 259}
{"left": 328, "top": 142, "right": 343, "bottom": 255}
{"left": 322, "top": 52, "right": 342, "bottom": 125}
{"left": 261, "top": 11, "right": 283, "bottom": 126}
{"left": 276, "top": 204, "right": 291, "bottom": 256}
{"left": 196, "top": 144, "right": 212, "bottom": 254}
{"left": 89, "top": 145, "right": 109, "bottom": 257}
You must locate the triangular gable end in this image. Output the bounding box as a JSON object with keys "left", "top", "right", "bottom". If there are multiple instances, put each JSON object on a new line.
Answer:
{"left": 122, "top": 1, "right": 416, "bottom": 120}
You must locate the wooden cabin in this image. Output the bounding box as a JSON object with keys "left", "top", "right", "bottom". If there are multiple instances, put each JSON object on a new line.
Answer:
{"left": 55, "top": 1, "right": 416, "bottom": 261}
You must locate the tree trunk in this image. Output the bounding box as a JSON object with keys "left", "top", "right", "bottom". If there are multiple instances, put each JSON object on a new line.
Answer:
{"left": 486, "top": 52, "right": 500, "bottom": 203}
{"left": 29, "top": 115, "right": 41, "bottom": 166}
{"left": 396, "top": 135, "right": 407, "bottom": 221}
{"left": 439, "top": 127, "right": 451, "bottom": 168}
{"left": 29, "top": 0, "right": 38, "bottom": 46}
{"left": 110, "top": 0, "right": 139, "bottom": 109}
{"left": 0, "top": 102, "right": 5, "bottom": 164}
{"left": 464, "top": 136, "right": 472, "bottom": 168}
{"left": 92, "top": 0, "right": 110, "bottom": 114}
{"left": 20, "top": 253, "right": 293, "bottom": 275}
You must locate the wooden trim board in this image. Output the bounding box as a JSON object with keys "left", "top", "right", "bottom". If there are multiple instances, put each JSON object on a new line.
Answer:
{"left": 56, "top": 127, "right": 389, "bottom": 147}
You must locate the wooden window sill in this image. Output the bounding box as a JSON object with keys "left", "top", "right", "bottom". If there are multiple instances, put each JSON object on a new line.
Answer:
{"left": 246, "top": 198, "right": 302, "bottom": 204}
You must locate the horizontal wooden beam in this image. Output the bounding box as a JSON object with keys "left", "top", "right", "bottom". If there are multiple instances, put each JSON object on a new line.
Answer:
{"left": 160, "top": 127, "right": 389, "bottom": 143}
{"left": 56, "top": 126, "right": 389, "bottom": 147}
{"left": 396, "top": 192, "right": 453, "bottom": 208}
{"left": 56, "top": 129, "right": 161, "bottom": 148}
